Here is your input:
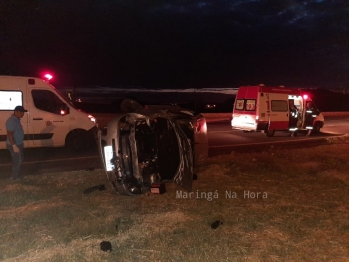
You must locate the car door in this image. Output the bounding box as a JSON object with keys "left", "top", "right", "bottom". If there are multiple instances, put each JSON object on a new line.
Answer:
{"left": 29, "top": 89, "right": 69, "bottom": 147}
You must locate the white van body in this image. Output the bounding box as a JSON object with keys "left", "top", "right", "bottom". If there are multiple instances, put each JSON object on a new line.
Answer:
{"left": 0, "top": 76, "right": 97, "bottom": 149}
{"left": 231, "top": 85, "right": 325, "bottom": 136}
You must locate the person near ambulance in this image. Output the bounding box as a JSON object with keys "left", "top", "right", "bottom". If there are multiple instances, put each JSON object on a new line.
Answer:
{"left": 6, "top": 106, "right": 27, "bottom": 180}
{"left": 305, "top": 101, "right": 316, "bottom": 136}
{"left": 289, "top": 100, "right": 299, "bottom": 137}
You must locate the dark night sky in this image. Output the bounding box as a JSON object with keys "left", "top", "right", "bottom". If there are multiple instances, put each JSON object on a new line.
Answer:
{"left": 1, "top": 0, "right": 349, "bottom": 88}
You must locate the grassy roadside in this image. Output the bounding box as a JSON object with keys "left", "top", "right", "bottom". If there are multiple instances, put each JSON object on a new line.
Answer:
{"left": 0, "top": 142, "right": 349, "bottom": 261}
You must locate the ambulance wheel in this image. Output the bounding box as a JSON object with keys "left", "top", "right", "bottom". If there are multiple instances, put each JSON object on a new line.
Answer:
{"left": 66, "top": 130, "right": 92, "bottom": 151}
{"left": 289, "top": 131, "right": 298, "bottom": 137}
{"left": 265, "top": 129, "right": 275, "bottom": 137}
{"left": 312, "top": 123, "right": 321, "bottom": 134}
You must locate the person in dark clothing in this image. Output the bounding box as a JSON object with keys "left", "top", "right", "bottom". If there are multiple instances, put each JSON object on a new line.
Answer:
{"left": 305, "top": 101, "right": 316, "bottom": 136}
{"left": 289, "top": 101, "right": 299, "bottom": 137}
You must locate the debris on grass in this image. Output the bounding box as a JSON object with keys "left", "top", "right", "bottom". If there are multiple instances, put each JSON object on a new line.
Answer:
{"left": 83, "top": 184, "right": 106, "bottom": 194}
{"left": 100, "top": 241, "right": 112, "bottom": 252}
{"left": 211, "top": 220, "right": 223, "bottom": 229}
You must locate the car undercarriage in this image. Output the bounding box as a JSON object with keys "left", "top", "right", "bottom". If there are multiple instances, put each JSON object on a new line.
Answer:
{"left": 98, "top": 106, "right": 207, "bottom": 195}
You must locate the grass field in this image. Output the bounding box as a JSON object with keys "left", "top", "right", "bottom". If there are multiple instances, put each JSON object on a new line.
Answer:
{"left": 1, "top": 142, "right": 349, "bottom": 261}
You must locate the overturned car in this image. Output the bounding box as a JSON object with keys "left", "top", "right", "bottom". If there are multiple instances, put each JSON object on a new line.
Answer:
{"left": 97, "top": 99, "right": 208, "bottom": 195}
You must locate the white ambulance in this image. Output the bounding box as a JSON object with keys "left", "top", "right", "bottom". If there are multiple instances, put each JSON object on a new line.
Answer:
{"left": 231, "top": 85, "right": 324, "bottom": 136}
{"left": 0, "top": 75, "right": 97, "bottom": 150}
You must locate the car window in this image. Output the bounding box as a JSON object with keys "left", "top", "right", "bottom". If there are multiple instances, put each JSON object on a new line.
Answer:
{"left": 235, "top": 99, "right": 244, "bottom": 110}
{"left": 0, "top": 90, "right": 23, "bottom": 110}
{"left": 271, "top": 100, "right": 288, "bottom": 112}
{"left": 245, "top": 99, "right": 256, "bottom": 111}
{"left": 31, "top": 90, "right": 64, "bottom": 114}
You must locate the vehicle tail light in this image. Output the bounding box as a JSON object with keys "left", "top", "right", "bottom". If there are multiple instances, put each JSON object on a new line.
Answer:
{"left": 103, "top": 146, "right": 114, "bottom": 171}
{"left": 195, "top": 120, "right": 207, "bottom": 133}
{"left": 195, "top": 121, "right": 201, "bottom": 133}
{"left": 202, "top": 121, "right": 207, "bottom": 133}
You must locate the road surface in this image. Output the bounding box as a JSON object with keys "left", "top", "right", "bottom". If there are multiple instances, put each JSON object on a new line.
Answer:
{"left": 0, "top": 117, "right": 347, "bottom": 178}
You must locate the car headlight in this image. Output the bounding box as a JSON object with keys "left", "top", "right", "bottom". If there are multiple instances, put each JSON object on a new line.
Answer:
{"left": 103, "top": 145, "right": 114, "bottom": 171}
{"left": 88, "top": 114, "right": 96, "bottom": 123}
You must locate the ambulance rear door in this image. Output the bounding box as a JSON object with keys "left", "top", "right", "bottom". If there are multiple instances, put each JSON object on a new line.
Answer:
{"left": 231, "top": 86, "right": 258, "bottom": 131}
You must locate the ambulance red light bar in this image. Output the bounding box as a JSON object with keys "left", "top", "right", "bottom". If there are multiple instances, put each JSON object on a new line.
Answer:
{"left": 43, "top": 73, "right": 53, "bottom": 82}
{"left": 44, "top": 74, "right": 53, "bottom": 80}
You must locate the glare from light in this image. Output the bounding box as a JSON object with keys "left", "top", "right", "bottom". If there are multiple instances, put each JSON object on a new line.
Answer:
{"left": 44, "top": 73, "right": 53, "bottom": 81}
{"left": 88, "top": 114, "right": 96, "bottom": 123}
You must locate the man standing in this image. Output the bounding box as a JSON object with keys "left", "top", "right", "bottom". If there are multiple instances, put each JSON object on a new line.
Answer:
{"left": 6, "top": 105, "right": 27, "bottom": 180}
{"left": 305, "top": 102, "right": 315, "bottom": 136}
{"left": 289, "top": 100, "right": 299, "bottom": 137}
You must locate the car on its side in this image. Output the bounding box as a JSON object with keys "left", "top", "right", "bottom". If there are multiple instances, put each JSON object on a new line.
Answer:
{"left": 97, "top": 99, "right": 208, "bottom": 195}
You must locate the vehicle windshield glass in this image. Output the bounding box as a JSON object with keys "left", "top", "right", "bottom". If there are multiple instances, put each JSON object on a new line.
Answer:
{"left": 50, "top": 85, "right": 77, "bottom": 109}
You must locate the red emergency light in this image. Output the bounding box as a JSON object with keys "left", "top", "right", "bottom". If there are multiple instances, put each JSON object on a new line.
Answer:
{"left": 303, "top": 94, "right": 308, "bottom": 100}
{"left": 43, "top": 73, "right": 53, "bottom": 81}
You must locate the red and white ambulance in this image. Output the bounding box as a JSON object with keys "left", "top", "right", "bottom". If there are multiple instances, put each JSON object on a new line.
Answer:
{"left": 231, "top": 85, "right": 324, "bottom": 136}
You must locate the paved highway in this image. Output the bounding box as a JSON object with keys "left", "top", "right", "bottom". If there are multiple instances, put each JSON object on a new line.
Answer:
{"left": 0, "top": 117, "right": 348, "bottom": 178}
{"left": 208, "top": 117, "right": 349, "bottom": 155}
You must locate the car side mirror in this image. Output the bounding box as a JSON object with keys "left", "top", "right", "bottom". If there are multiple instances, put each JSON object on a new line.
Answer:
{"left": 60, "top": 103, "right": 70, "bottom": 116}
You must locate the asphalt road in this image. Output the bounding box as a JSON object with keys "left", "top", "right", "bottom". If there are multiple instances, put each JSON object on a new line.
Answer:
{"left": 0, "top": 117, "right": 347, "bottom": 178}
{"left": 207, "top": 117, "right": 349, "bottom": 155}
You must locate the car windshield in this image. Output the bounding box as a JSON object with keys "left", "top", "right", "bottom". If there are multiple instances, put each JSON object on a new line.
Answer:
{"left": 50, "top": 85, "right": 77, "bottom": 109}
